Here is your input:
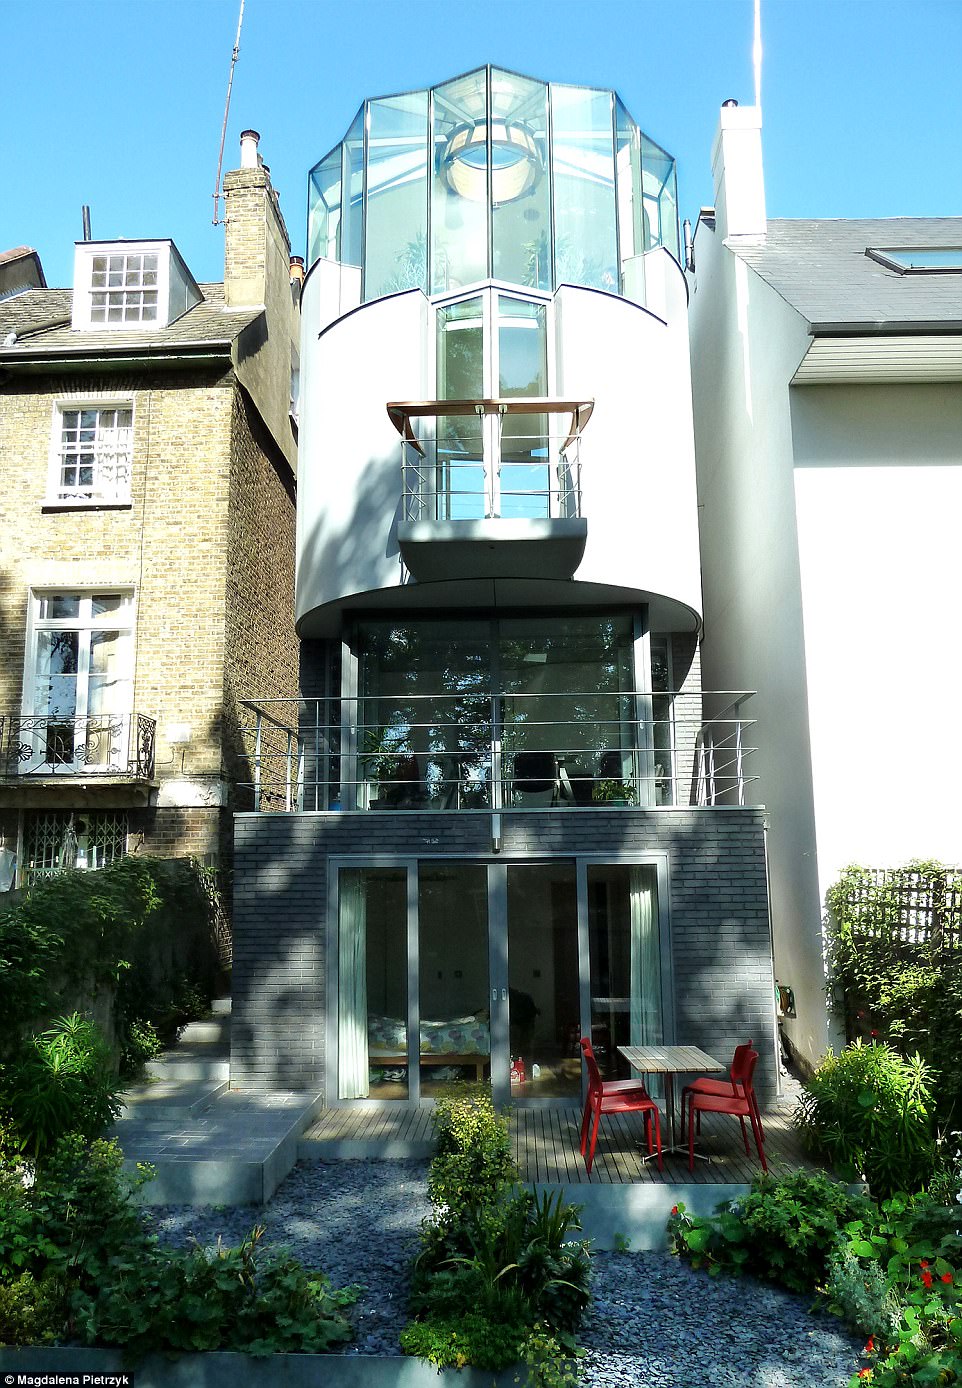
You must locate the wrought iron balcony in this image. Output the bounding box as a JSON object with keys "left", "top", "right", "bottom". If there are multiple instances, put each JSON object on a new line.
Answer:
{"left": 389, "top": 398, "right": 592, "bottom": 581}
{"left": 238, "top": 692, "right": 756, "bottom": 814}
{"left": 0, "top": 712, "right": 156, "bottom": 782}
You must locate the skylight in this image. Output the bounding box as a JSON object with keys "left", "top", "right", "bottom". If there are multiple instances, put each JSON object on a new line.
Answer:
{"left": 867, "top": 247, "right": 962, "bottom": 273}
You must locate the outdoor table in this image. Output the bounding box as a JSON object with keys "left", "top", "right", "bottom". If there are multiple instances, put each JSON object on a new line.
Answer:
{"left": 618, "top": 1044, "right": 726, "bottom": 1157}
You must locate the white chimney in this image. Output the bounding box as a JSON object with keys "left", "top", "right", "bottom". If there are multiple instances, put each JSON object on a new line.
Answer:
{"left": 239, "top": 129, "right": 261, "bottom": 170}
{"left": 711, "top": 102, "right": 766, "bottom": 239}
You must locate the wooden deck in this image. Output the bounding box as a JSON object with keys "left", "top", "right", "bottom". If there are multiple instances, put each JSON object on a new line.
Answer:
{"left": 302, "top": 1095, "right": 819, "bottom": 1185}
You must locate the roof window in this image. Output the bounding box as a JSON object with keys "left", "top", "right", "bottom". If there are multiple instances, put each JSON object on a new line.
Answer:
{"left": 866, "top": 247, "right": 962, "bottom": 274}
{"left": 71, "top": 239, "right": 202, "bottom": 331}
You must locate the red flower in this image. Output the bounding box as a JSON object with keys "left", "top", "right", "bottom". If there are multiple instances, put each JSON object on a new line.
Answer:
{"left": 870, "top": 1029, "right": 879, "bottom": 1038}
{"left": 671, "top": 1205, "right": 679, "bottom": 1216}
{"left": 920, "top": 1260, "right": 930, "bottom": 1269}
{"left": 858, "top": 1370, "right": 872, "bottom": 1380}
{"left": 942, "top": 1273, "right": 954, "bottom": 1284}
{"left": 864, "top": 1336, "right": 875, "bottom": 1354}
{"left": 922, "top": 1271, "right": 933, "bottom": 1288}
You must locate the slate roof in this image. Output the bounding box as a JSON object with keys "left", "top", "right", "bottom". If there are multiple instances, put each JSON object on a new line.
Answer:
{"left": 729, "top": 218, "right": 962, "bottom": 332}
{"left": 0, "top": 283, "right": 262, "bottom": 359}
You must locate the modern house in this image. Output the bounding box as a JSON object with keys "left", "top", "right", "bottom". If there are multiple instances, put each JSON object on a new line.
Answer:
{"left": 689, "top": 103, "right": 962, "bottom": 1068}
{"left": 0, "top": 132, "right": 299, "bottom": 904}
{"left": 233, "top": 68, "right": 777, "bottom": 1108}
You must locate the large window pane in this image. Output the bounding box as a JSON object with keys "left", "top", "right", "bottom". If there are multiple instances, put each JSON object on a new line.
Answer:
{"left": 338, "top": 867, "right": 408, "bottom": 1100}
{"left": 307, "top": 145, "right": 342, "bottom": 267}
{"left": 507, "top": 862, "right": 579, "bottom": 1098}
{"left": 340, "top": 107, "right": 364, "bottom": 269}
{"left": 550, "top": 85, "right": 618, "bottom": 291}
{"left": 615, "top": 98, "right": 644, "bottom": 270}
{"left": 436, "top": 296, "right": 485, "bottom": 519}
{"left": 419, "top": 862, "right": 490, "bottom": 1095}
{"left": 364, "top": 91, "right": 428, "bottom": 299}
{"left": 587, "top": 864, "right": 663, "bottom": 1081}
{"left": 490, "top": 70, "right": 550, "bottom": 291}
{"left": 431, "top": 71, "right": 489, "bottom": 293}
{"left": 497, "top": 296, "right": 548, "bottom": 519}
{"left": 640, "top": 134, "right": 680, "bottom": 261}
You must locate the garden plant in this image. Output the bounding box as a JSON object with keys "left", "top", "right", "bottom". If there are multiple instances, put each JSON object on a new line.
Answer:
{"left": 401, "top": 1087, "right": 591, "bottom": 1381}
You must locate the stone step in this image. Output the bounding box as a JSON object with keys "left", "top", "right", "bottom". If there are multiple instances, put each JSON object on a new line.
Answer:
{"left": 179, "top": 1017, "right": 230, "bottom": 1046}
{"left": 145, "top": 1052, "right": 230, "bottom": 1085}
{"left": 211, "top": 996, "right": 232, "bottom": 1016}
{"left": 116, "top": 1075, "right": 228, "bottom": 1122}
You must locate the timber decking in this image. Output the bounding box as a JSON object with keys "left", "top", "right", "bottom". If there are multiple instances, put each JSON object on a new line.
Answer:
{"left": 301, "top": 1097, "right": 818, "bottom": 1184}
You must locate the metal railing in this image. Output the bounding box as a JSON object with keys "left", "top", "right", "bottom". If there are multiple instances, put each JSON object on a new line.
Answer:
{"left": 237, "top": 691, "right": 756, "bottom": 813}
{"left": 0, "top": 712, "right": 156, "bottom": 780}
{"left": 388, "top": 399, "right": 591, "bottom": 524}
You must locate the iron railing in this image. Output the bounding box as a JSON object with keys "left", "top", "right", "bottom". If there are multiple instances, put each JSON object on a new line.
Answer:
{"left": 237, "top": 691, "right": 756, "bottom": 813}
{"left": 388, "top": 399, "right": 592, "bottom": 523}
{"left": 0, "top": 712, "right": 156, "bottom": 781}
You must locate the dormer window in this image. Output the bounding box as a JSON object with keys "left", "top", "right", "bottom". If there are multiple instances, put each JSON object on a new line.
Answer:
{"left": 71, "top": 239, "right": 201, "bottom": 331}
{"left": 90, "top": 252, "right": 159, "bottom": 323}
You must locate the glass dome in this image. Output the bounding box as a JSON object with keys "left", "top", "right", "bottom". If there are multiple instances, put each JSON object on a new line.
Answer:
{"left": 307, "top": 66, "right": 679, "bottom": 302}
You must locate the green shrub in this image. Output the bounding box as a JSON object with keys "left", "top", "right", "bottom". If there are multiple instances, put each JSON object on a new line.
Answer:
{"left": 0, "top": 1272, "right": 64, "bottom": 1347}
{"left": 1, "top": 1015, "right": 123, "bottom": 1163}
{"left": 796, "top": 1041, "right": 935, "bottom": 1197}
{"left": 668, "top": 1170, "right": 869, "bottom": 1293}
{"left": 119, "top": 1018, "right": 164, "bottom": 1073}
{"left": 405, "top": 1091, "right": 590, "bottom": 1374}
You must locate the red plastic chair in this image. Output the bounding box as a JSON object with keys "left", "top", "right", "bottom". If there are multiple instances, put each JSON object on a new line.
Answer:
{"left": 579, "top": 1036, "right": 662, "bottom": 1174}
{"left": 682, "top": 1044, "right": 767, "bottom": 1173}
{"left": 682, "top": 1041, "right": 762, "bottom": 1127}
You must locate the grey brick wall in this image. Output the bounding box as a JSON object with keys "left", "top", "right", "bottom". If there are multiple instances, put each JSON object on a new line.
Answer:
{"left": 231, "top": 807, "right": 774, "bottom": 1099}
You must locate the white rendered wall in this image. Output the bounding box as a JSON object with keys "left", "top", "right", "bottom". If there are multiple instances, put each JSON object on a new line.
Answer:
{"left": 297, "top": 280, "right": 427, "bottom": 627}
{"left": 791, "top": 383, "right": 962, "bottom": 904}
{"left": 297, "top": 268, "right": 704, "bottom": 630}
{"left": 690, "top": 221, "right": 833, "bottom": 1068}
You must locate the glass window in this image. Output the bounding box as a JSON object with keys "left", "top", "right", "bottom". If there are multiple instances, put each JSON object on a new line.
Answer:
{"left": 588, "top": 863, "right": 663, "bottom": 1081}
{"left": 55, "top": 405, "right": 132, "bottom": 503}
{"left": 340, "top": 107, "right": 364, "bottom": 269}
{"left": 615, "top": 98, "right": 644, "bottom": 269}
{"left": 20, "top": 809, "right": 128, "bottom": 885}
{"left": 490, "top": 69, "right": 550, "bottom": 291}
{"left": 308, "top": 145, "right": 342, "bottom": 267}
{"left": 867, "top": 247, "right": 962, "bottom": 273}
{"left": 431, "top": 70, "right": 489, "bottom": 293}
{"left": 497, "top": 296, "right": 549, "bottom": 519}
{"left": 338, "top": 867, "right": 408, "bottom": 1099}
{"left": 650, "top": 635, "right": 675, "bottom": 805}
{"left": 89, "top": 252, "right": 158, "bottom": 324}
{"left": 364, "top": 91, "right": 429, "bottom": 298}
{"left": 640, "top": 134, "right": 680, "bottom": 261}
{"left": 550, "top": 84, "right": 618, "bottom": 292}
{"left": 507, "top": 862, "right": 579, "bottom": 1098}
{"left": 436, "top": 296, "right": 486, "bottom": 519}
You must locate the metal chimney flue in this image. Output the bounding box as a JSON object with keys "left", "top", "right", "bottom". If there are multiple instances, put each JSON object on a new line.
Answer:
{"left": 81, "top": 205, "right": 92, "bottom": 241}
{"left": 239, "top": 129, "right": 260, "bottom": 169}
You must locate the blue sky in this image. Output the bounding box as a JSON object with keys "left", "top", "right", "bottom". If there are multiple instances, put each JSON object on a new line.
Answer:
{"left": 4, "top": 0, "right": 960, "bottom": 288}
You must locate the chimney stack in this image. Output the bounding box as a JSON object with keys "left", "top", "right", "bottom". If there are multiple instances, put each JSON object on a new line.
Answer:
{"left": 711, "top": 103, "right": 766, "bottom": 239}
{"left": 223, "top": 129, "right": 291, "bottom": 310}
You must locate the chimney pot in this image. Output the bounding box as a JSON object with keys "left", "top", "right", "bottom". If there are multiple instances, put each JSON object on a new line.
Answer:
{"left": 289, "top": 256, "right": 305, "bottom": 285}
{"left": 240, "top": 129, "right": 261, "bottom": 169}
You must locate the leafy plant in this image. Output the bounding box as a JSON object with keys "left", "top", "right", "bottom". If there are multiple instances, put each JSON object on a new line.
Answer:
{"left": 667, "top": 1171, "right": 870, "bottom": 1292}
{"left": 796, "top": 1041, "right": 935, "bottom": 1197}
{"left": 0, "top": 1272, "right": 65, "bottom": 1347}
{"left": 1, "top": 1014, "right": 123, "bottom": 1162}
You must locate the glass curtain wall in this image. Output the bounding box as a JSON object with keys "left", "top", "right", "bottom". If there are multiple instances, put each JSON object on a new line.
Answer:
{"left": 507, "top": 862, "right": 580, "bottom": 1098}
{"left": 337, "top": 867, "right": 408, "bottom": 1099}
{"left": 497, "top": 296, "right": 548, "bottom": 518}
{"left": 307, "top": 67, "right": 680, "bottom": 298}
{"left": 436, "top": 296, "right": 485, "bottom": 518}
{"left": 419, "top": 862, "right": 491, "bottom": 1095}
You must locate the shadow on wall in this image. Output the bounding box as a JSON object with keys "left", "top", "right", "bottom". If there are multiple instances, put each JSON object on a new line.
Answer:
{"left": 297, "top": 447, "right": 407, "bottom": 628}
{"left": 0, "top": 566, "right": 27, "bottom": 883}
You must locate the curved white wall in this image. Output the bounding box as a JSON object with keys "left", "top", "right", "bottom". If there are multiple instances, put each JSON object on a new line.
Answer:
{"left": 297, "top": 257, "right": 702, "bottom": 632}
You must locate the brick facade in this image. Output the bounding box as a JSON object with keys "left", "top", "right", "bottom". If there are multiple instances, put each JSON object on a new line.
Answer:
{"left": 232, "top": 807, "right": 774, "bottom": 1098}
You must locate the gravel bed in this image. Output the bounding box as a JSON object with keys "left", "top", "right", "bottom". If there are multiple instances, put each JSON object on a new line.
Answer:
{"left": 150, "top": 1160, "right": 864, "bottom": 1383}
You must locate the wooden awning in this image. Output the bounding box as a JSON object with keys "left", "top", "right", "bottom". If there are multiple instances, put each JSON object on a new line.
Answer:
{"left": 386, "top": 397, "right": 594, "bottom": 457}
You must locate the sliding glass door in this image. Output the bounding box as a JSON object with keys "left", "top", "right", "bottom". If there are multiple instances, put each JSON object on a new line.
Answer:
{"left": 333, "top": 855, "right": 666, "bottom": 1105}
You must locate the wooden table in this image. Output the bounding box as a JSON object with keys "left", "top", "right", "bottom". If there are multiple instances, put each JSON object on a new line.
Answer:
{"left": 618, "top": 1044, "right": 726, "bottom": 1156}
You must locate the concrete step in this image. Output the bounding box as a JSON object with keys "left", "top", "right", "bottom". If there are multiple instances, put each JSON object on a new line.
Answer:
{"left": 179, "top": 1017, "right": 230, "bottom": 1046}
{"left": 116, "top": 1075, "right": 228, "bottom": 1122}
{"left": 145, "top": 1051, "right": 230, "bottom": 1085}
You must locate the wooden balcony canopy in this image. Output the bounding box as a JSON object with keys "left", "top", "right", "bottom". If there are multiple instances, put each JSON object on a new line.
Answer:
{"left": 386, "top": 398, "right": 595, "bottom": 457}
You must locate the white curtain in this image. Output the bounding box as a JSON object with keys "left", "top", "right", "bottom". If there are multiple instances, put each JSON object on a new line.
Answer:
{"left": 338, "top": 873, "right": 369, "bottom": 1099}
{"left": 629, "top": 866, "right": 661, "bottom": 1046}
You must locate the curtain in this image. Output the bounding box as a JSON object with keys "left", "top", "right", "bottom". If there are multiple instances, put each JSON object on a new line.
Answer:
{"left": 338, "top": 872, "right": 369, "bottom": 1099}
{"left": 629, "top": 866, "right": 661, "bottom": 1046}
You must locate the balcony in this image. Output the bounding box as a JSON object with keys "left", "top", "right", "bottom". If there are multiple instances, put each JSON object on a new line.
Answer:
{"left": 238, "top": 692, "right": 756, "bottom": 813}
{"left": 389, "top": 398, "right": 592, "bottom": 582}
{"left": 0, "top": 713, "right": 157, "bottom": 783}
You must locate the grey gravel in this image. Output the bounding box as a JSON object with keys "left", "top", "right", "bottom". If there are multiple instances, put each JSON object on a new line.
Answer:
{"left": 150, "top": 1160, "right": 865, "bottom": 1383}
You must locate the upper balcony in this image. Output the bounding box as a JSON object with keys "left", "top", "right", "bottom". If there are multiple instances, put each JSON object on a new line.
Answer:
{"left": 390, "top": 397, "right": 592, "bottom": 580}
{"left": 0, "top": 712, "right": 157, "bottom": 785}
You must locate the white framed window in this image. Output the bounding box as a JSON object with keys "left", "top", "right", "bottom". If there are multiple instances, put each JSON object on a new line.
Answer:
{"left": 48, "top": 403, "right": 133, "bottom": 504}
{"left": 19, "top": 591, "right": 135, "bottom": 774}
{"left": 90, "top": 251, "right": 159, "bottom": 323}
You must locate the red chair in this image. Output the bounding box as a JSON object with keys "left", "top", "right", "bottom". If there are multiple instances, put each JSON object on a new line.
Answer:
{"left": 682, "top": 1041, "right": 761, "bottom": 1124}
{"left": 682, "top": 1044, "right": 767, "bottom": 1173}
{"left": 579, "top": 1036, "right": 662, "bottom": 1174}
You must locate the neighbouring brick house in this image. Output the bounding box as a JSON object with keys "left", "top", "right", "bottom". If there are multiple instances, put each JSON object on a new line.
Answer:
{"left": 0, "top": 131, "right": 299, "bottom": 907}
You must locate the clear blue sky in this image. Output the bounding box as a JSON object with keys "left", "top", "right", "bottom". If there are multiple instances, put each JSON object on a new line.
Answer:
{"left": 4, "top": 0, "right": 960, "bottom": 288}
